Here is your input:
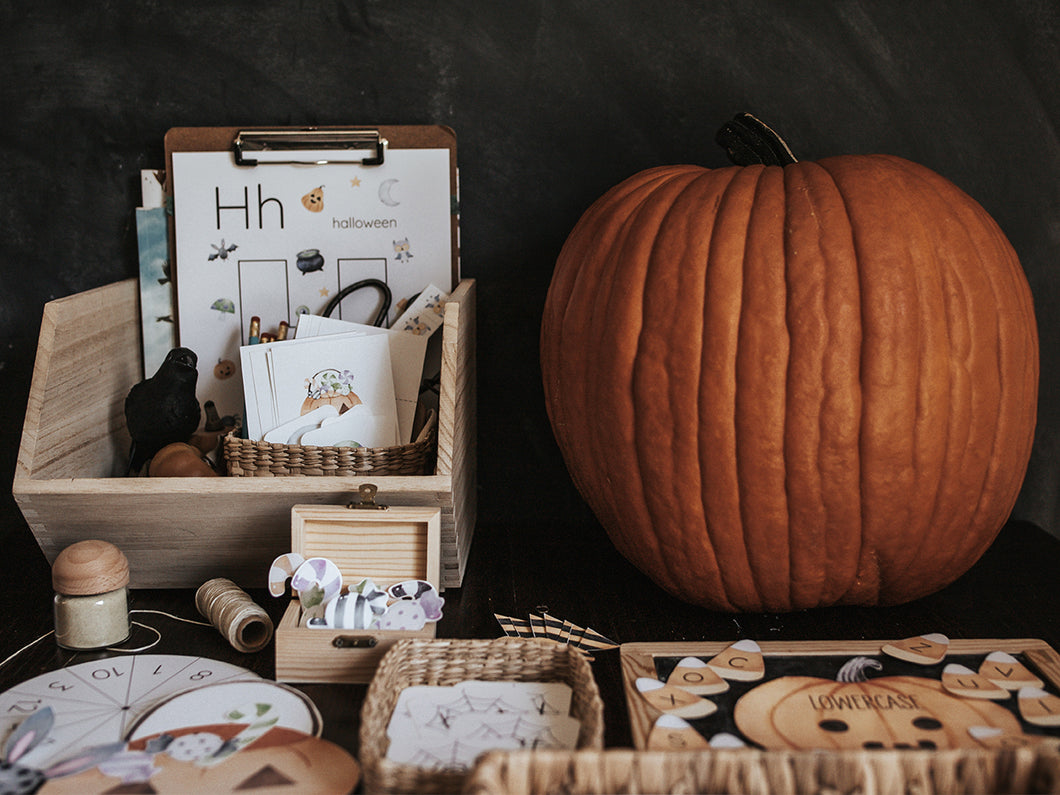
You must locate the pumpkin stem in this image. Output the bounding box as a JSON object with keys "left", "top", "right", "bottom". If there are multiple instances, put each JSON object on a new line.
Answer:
{"left": 716, "top": 113, "right": 799, "bottom": 166}
{"left": 837, "top": 656, "right": 883, "bottom": 683}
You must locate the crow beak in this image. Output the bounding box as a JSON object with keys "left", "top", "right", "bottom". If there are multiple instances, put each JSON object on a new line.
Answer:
{"left": 171, "top": 348, "right": 198, "bottom": 369}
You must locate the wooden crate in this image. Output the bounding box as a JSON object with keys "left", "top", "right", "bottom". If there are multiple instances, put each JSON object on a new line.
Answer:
{"left": 13, "top": 278, "right": 476, "bottom": 589}
{"left": 274, "top": 500, "right": 441, "bottom": 684}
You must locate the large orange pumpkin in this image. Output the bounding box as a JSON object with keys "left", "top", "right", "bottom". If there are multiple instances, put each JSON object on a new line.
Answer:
{"left": 540, "top": 114, "right": 1038, "bottom": 612}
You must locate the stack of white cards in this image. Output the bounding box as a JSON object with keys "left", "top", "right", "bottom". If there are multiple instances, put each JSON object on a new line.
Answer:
{"left": 385, "top": 681, "right": 581, "bottom": 772}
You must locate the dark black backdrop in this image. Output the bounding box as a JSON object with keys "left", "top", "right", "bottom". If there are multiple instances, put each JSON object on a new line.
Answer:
{"left": 2, "top": 1, "right": 1058, "bottom": 547}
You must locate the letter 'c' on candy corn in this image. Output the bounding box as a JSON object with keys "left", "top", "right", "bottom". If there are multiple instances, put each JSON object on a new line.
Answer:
{"left": 707, "top": 639, "right": 764, "bottom": 681}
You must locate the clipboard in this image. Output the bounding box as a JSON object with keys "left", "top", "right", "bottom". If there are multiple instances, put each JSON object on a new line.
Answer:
{"left": 163, "top": 125, "right": 459, "bottom": 286}
{"left": 161, "top": 125, "right": 459, "bottom": 425}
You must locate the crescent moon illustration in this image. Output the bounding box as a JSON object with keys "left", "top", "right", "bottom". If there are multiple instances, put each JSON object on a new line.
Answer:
{"left": 378, "top": 178, "right": 400, "bottom": 207}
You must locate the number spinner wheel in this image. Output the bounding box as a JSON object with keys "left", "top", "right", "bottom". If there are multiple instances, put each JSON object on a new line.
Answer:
{"left": 0, "top": 655, "right": 259, "bottom": 770}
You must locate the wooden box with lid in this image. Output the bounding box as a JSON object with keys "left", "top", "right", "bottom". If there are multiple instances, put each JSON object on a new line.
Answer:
{"left": 273, "top": 486, "right": 443, "bottom": 684}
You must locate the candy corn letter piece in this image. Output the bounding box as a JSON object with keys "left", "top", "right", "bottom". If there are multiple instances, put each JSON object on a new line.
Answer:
{"left": 978, "top": 651, "right": 1044, "bottom": 691}
{"left": 941, "top": 664, "right": 1009, "bottom": 700}
{"left": 635, "top": 677, "right": 718, "bottom": 719}
{"left": 968, "top": 725, "right": 1045, "bottom": 750}
{"left": 1018, "top": 687, "right": 1060, "bottom": 727}
{"left": 646, "top": 714, "right": 711, "bottom": 750}
{"left": 666, "top": 657, "right": 730, "bottom": 695}
{"left": 881, "top": 633, "right": 949, "bottom": 665}
{"left": 706, "top": 640, "right": 764, "bottom": 682}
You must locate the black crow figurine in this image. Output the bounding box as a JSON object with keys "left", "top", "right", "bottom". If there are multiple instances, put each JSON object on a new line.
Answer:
{"left": 124, "top": 347, "right": 201, "bottom": 474}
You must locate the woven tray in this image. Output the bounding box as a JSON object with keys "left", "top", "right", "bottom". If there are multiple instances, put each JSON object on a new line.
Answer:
{"left": 223, "top": 410, "right": 436, "bottom": 476}
{"left": 464, "top": 747, "right": 1060, "bottom": 795}
{"left": 359, "top": 638, "right": 605, "bottom": 794}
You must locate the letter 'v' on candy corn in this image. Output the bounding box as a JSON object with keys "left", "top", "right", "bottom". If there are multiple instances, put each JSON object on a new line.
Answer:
{"left": 978, "top": 651, "right": 1044, "bottom": 690}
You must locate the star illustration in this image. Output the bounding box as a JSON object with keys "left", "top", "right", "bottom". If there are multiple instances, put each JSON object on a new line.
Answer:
{"left": 350, "top": 177, "right": 361, "bottom": 187}
{"left": 319, "top": 287, "right": 330, "bottom": 297}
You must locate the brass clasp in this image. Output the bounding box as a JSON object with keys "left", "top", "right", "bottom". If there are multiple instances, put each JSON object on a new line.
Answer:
{"left": 348, "top": 483, "right": 389, "bottom": 511}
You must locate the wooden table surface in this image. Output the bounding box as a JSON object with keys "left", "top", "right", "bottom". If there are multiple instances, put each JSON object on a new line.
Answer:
{"left": 2, "top": 463, "right": 1059, "bottom": 762}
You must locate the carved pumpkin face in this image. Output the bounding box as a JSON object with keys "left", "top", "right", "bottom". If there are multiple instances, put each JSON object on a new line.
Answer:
{"left": 734, "top": 675, "right": 1024, "bottom": 750}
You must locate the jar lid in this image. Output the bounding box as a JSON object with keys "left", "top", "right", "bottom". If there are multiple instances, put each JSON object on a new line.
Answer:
{"left": 52, "top": 540, "right": 130, "bottom": 595}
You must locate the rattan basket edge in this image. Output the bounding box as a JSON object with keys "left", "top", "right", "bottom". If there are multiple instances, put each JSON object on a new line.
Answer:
{"left": 224, "top": 408, "right": 437, "bottom": 476}
{"left": 359, "top": 638, "right": 605, "bottom": 794}
{"left": 463, "top": 746, "right": 1060, "bottom": 795}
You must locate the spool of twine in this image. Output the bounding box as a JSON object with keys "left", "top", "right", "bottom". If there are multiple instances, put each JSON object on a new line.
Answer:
{"left": 195, "top": 578, "right": 274, "bottom": 653}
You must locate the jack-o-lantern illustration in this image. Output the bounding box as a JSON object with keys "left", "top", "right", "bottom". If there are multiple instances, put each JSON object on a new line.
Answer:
{"left": 300, "top": 369, "right": 361, "bottom": 416}
{"left": 734, "top": 657, "right": 1024, "bottom": 750}
{"left": 40, "top": 725, "right": 359, "bottom": 794}
{"left": 214, "top": 358, "right": 236, "bottom": 380}
{"left": 301, "top": 186, "right": 324, "bottom": 212}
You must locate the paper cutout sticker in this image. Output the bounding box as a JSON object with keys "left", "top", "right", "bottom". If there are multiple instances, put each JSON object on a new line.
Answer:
{"left": 881, "top": 633, "right": 949, "bottom": 665}
{"left": 268, "top": 552, "right": 307, "bottom": 597}
{"left": 666, "top": 657, "right": 729, "bottom": 696}
{"left": 706, "top": 640, "right": 764, "bottom": 682}
{"left": 941, "top": 664, "right": 1009, "bottom": 700}
{"left": 634, "top": 678, "right": 717, "bottom": 719}
{"left": 646, "top": 715, "right": 710, "bottom": 751}
{"left": 979, "top": 651, "right": 1044, "bottom": 691}
{"left": 1018, "top": 686, "right": 1060, "bottom": 726}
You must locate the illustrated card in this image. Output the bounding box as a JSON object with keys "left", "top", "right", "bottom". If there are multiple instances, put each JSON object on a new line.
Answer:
{"left": 170, "top": 146, "right": 454, "bottom": 424}
{"left": 294, "top": 314, "right": 429, "bottom": 444}
{"left": 385, "top": 681, "right": 579, "bottom": 772}
{"left": 240, "top": 331, "right": 398, "bottom": 445}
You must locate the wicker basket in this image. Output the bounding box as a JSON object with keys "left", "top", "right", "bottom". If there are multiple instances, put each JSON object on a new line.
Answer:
{"left": 223, "top": 409, "right": 436, "bottom": 476}
{"left": 464, "top": 747, "right": 1060, "bottom": 795}
{"left": 359, "top": 638, "right": 605, "bottom": 794}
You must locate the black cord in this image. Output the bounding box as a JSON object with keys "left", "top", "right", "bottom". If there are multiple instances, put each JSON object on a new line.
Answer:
{"left": 321, "top": 278, "right": 392, "bottom": 326}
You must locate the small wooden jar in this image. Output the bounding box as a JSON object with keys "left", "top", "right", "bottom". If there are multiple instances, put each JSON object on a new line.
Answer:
{"left": 52, "top": 540, "right": 131, "bottom": 649}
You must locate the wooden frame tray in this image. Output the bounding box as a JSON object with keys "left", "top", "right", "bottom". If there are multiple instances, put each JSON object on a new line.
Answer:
{"left": 621, "top": 638, "right": 1060, "bottom": 752}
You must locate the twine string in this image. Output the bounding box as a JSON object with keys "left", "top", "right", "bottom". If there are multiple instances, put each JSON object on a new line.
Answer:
{"left": 194, "top": 578, "right": 275, "bottom": 654}
{"left": 0, "top": 581, "right": 275, "bottom": 672}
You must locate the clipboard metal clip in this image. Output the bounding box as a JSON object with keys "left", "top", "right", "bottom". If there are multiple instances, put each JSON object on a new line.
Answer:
{"left": 233, "top": 129, "right": 387, "bottom": 166}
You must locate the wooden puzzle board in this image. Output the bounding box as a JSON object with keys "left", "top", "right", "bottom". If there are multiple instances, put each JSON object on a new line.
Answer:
{"left": 621, "top": 638, "right": 1060, "bottom": 752}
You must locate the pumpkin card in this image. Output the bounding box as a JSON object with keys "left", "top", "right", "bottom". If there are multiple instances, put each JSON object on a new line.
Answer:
{"left": 622, "top": 639, "right": 1060, "bottom": 753}
{"left": 239, "top": 330, "right": 398, "bottom": 445}
{"left": 293, "top": 310, "right": 432, "bottom": 444}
